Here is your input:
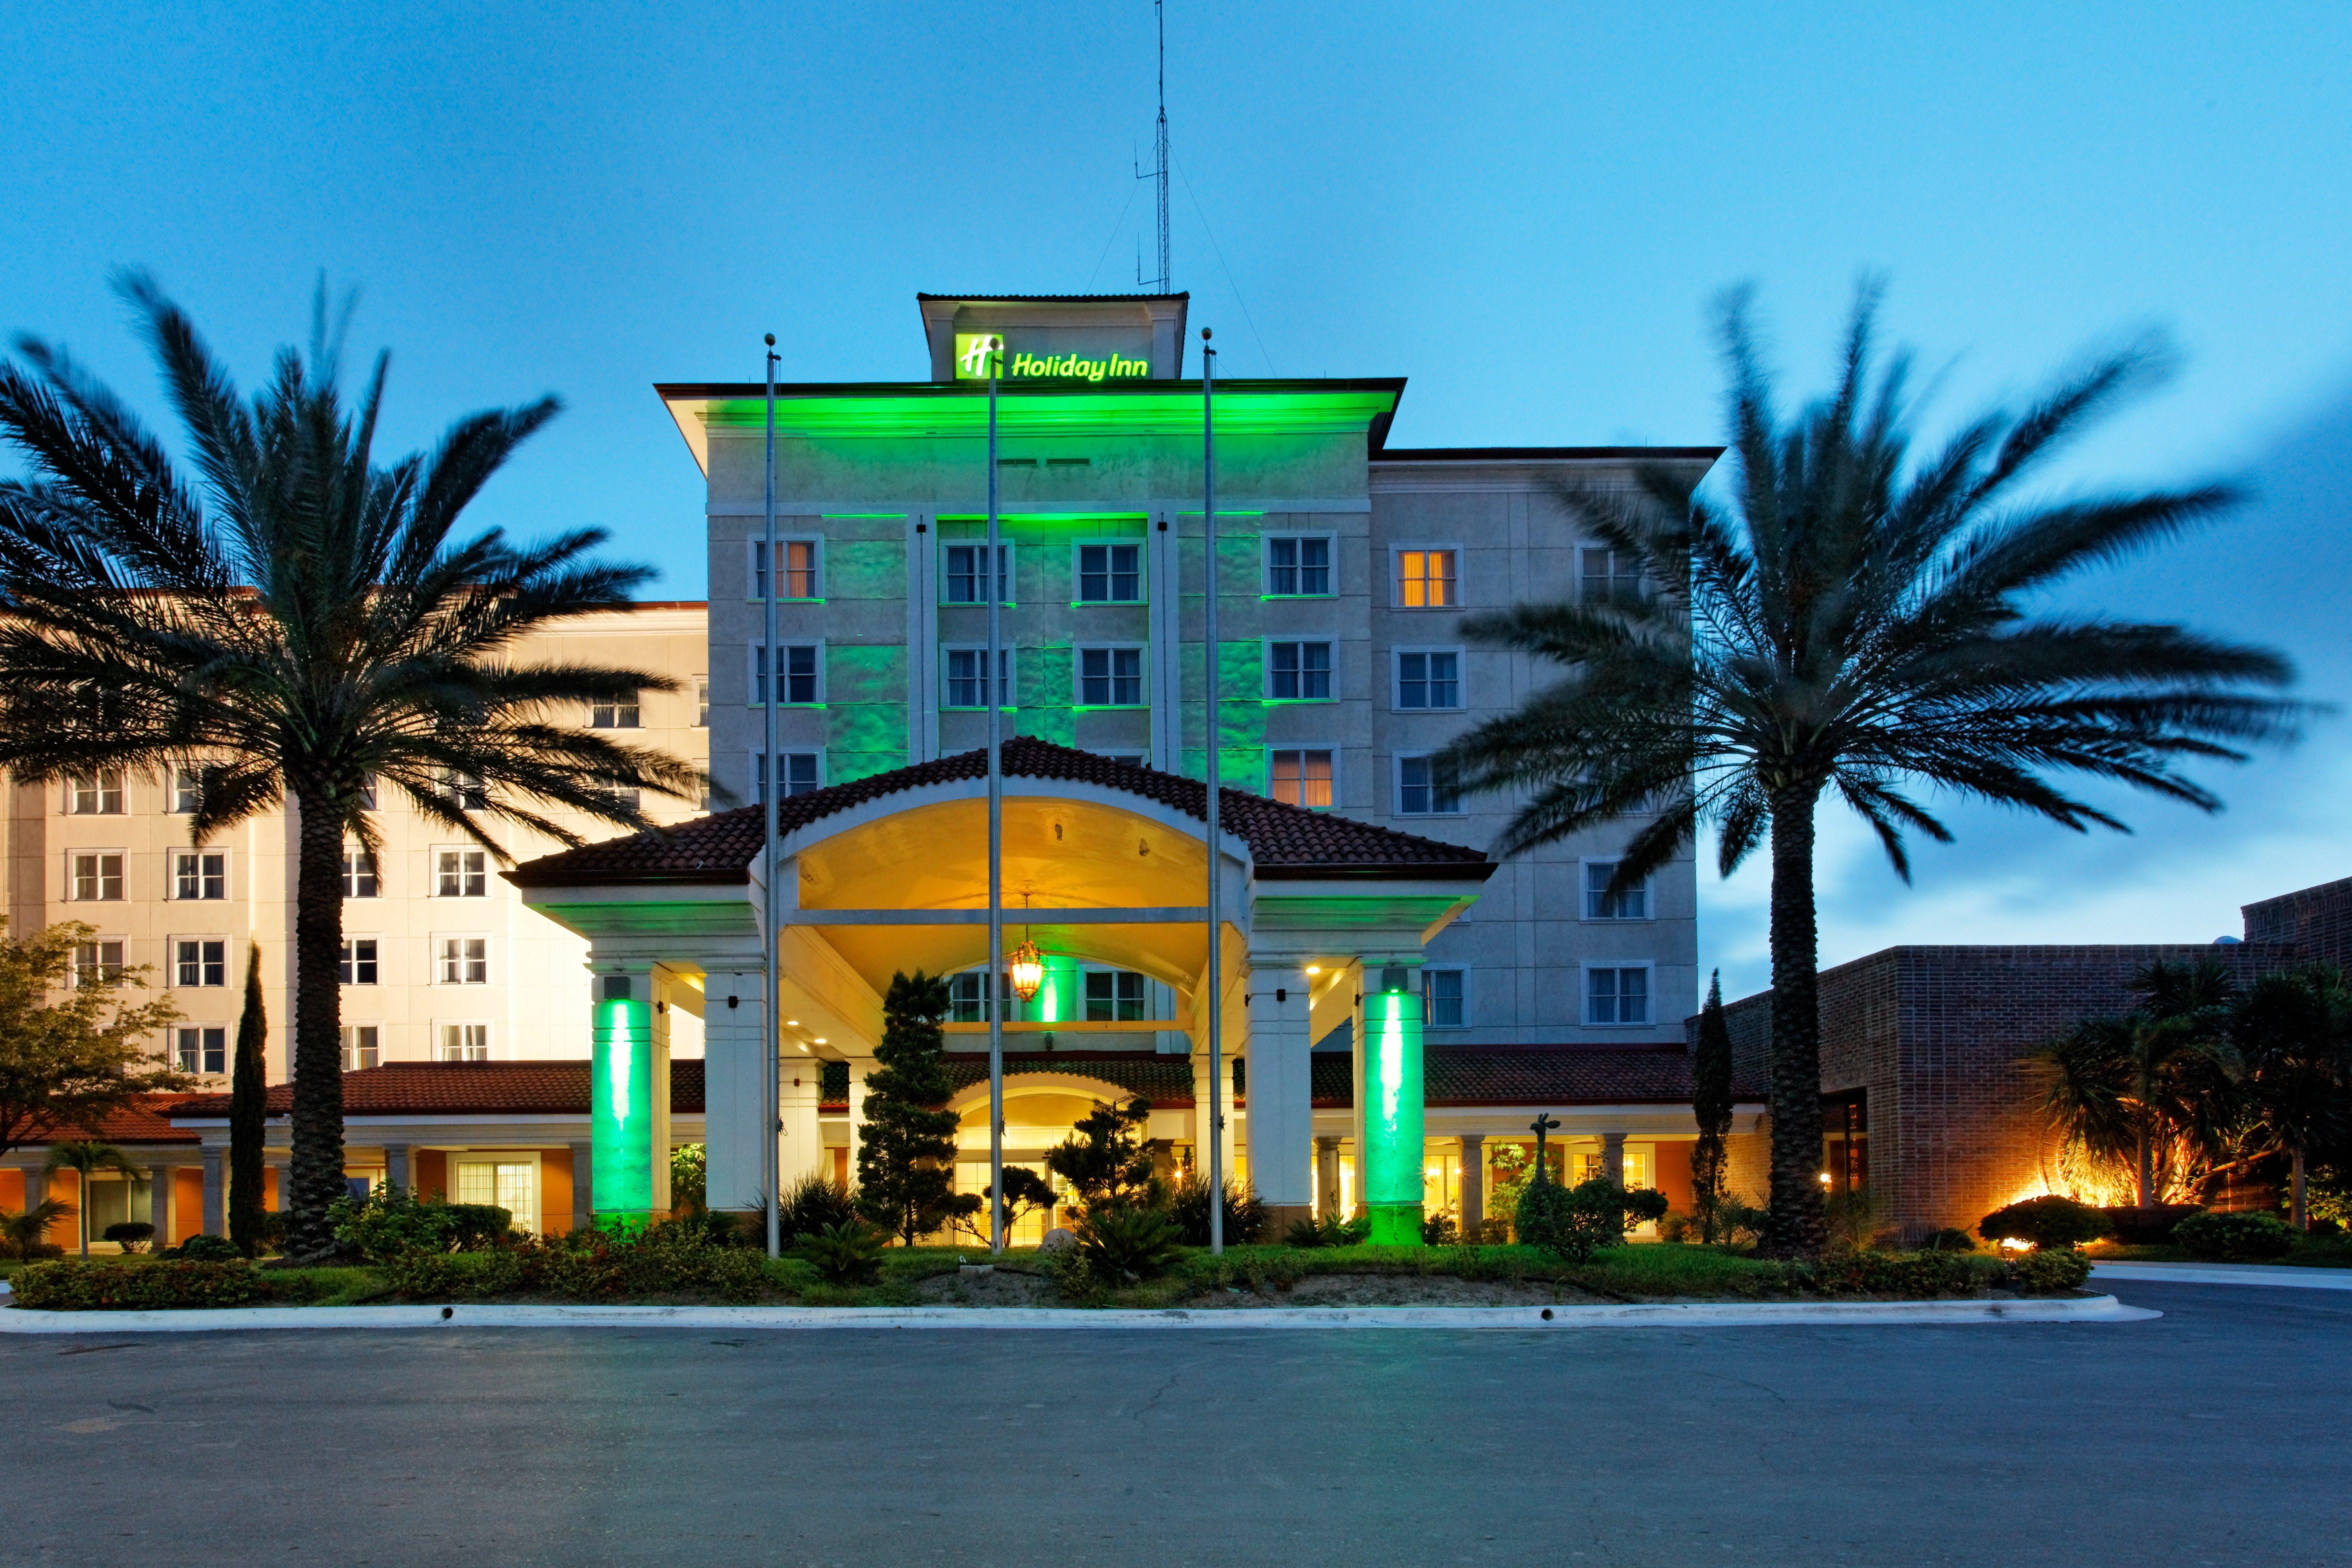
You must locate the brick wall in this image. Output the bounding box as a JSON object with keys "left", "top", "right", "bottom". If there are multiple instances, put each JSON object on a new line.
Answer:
{"left": 1709, "top": 942, "right": 2296, "bottom": 1239}
{"left": 2243, "top": 876, "right": 2352, "bottom": 968}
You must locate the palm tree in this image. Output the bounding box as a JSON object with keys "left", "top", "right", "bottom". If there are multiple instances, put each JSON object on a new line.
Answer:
{"left": 2036, "top": 959, "right": 2239, "bottom": 1208}
{"left": 0, "top": 1198, "right": 73, "bottom": 1258}
{"left": 44, "top": 1138, "right": 142, "bottom": 1257}
{"left": 1434, "top": 285, "right": 2301, "bottom": 1255}
{"left": 0, "top": 276, "right": 705, "bottom": 1261}
{"left": 2229, "top": 965, "right": 2352, "bottom": 1229}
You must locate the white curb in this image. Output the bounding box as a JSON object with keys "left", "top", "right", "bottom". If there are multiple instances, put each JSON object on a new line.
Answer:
{"left": 2092, "top": 1261, "right": 2352, "bottom": 1292}
{"left": 0, "top": 1294, "right": 2155, "bottom": 1334}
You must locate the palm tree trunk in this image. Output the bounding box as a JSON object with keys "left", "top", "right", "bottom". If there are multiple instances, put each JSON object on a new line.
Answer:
{"left": 2292, "top": 1146, "right": 2307, "bottom": 1232}
{"left": 2135, "top": 1118, "right": 2152, "bottom": 1209}
{"left": 284, "top": 789, "right": 348, "bottom": 1261}
{"left": 1764, "top": 783, "right": 1828, "bottom": 1258}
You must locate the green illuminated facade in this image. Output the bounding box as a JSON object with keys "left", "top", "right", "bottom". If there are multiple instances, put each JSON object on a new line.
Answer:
{"left": 591, "top": 996, "right": 656, "bottom": 1228}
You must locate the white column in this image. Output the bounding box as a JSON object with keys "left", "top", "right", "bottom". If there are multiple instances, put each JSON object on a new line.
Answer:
{"left": 568, "top": 1140, "right": 594, "bottom": 1230}
{"left": 779, "top": 1051, "right": 824, "bottom": 1192}
{"left": 701, "top": 969, "right": 771, "bottom": 1216}
{"left": 200, "top": 1146, "right": 225, "bottom": 1237}
{"left": 146, "top": 1164, "right": 173, "bottom": 1245}
{"left": 383, "top": 1144, "right": 412, "bottom": 1193}
{"left": 1458, "top": 1134, "right": 1486, "bottom": 1240}
{"left": 1601, "top": 1131, "right": 1626, "bottom": 1189}
{"left": 1243, "top": 960, "right": 1313, "bottom": 1234}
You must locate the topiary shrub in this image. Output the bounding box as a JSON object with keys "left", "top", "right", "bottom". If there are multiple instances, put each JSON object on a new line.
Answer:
{"left": 1977, "top": 1196, "right": 2111, "bottom": 1250}
{"left": 1167, "top": 1176, "right": 1266, "bottom": 1246}
{"left": 1918, "top": 1228, "right": 1977, "bottom": 1253}
{"left": 1516, "top": 1176, "right": 1669, "bottom": 1262}
{"left": 2001, "top": 1247, "right": 2094, "bottom": 1294}
{"left": 1073, "top": 1203, "right": 1184, "bottom": 1282}
{"left": 174, "top": 1233, "right": 240, "bottom": 1263}
{"left": 2174, "top": 1209, "right": 2296, "bottom": 1262}
{"left": 102, "top": 1221, "right": 155, "bottom": 1253}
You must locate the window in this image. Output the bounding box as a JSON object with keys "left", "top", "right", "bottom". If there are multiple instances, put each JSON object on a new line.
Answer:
{"left": 172, "top": 850, "right": 228, "bottom": 901}
{"left": 436, "top": 1023, "right": 490, "bottom": 1062}
{"left": 1583, "top": 860, "right": 1651, "bottom": 920}
{"left": 589, "top": 695, "right": 641, "bottom": 729}
{"left": 438, "top": 770, "right": 487, "bottom": 809}
{"left": 1422, "top": 968, "right": 1465, "bottom": 1028}
{"left": 943, "top": 543, "right": 1011, "bottom": 604}
{"left": 752, "top": 643, "right": 821, "bottom": 705}
{"left": 753, "top": 751, "right": 821, "bottom": 802}
{"left": 1396, "top": 755, "right": 1462, "bottom": 816}
{"left": 1395, "top": 548, "right": 1458, "bottom": 608}
{"left": 1077, "top": 543, "right": 1142, "bottom": 603}
{"left": 1576, "top": 1147, "right": 1654, "bottom": 1190}
{"left": 176, "top": 1026, "right": 227, "bottom": 1076}
{"left": 1084, "top": 969, "right": 1147, "bottom": 1022}
{"left": 1395, "top": 650, "right": 1461, "bottom": 710}
{"left": 1265, "top": 535, "right": 1333, "bottom": 596}
{"left": 1077, "top": 645, "right": 1144, "bottom": 706}
{"left": 174, "top": 938, "right": 228, "bottom": 989}
{"left": 1586, "top": 965, "right": 1651, "bottom": 1025}
{"left": 1580, "top": 546, "right": 1642, "bottom": 606}
{"left": 342, "top": 847, "right": 378, "bottom": 899}
{"left": 694, "top": 677, "right": 710, "bottom": 728}
{"left": 69, "top": 852, "right": 124, "bottom": 902}
{"left": 436, "top": 849, "right": 488, "bottom": 898}
{"left": 752, "top": 538, "right": 821, "bottom": 600}
{"left": 341, "top": 1024, "right": 380, "bottom": 1071}
{"left": 1266, "top": 641, "right": 1333, "bottom": 701}
{"left": 171, "top": 768, "right": 205, "bottom": 814}
{"left": 340, "top": 937, "right": 379, "bottom": 986}
{"left": 1268, "top": 749, "right": 1335, "bottom": 809}
{"left": 455, "top": 1157, "right": 534, "bottom": 1222}
{"left": 357, "top": 775, "right": 378, "bottom": 809}
{"left": 949, "top": 971, "right": 995, "bottom": 1023}
{"left": 72, "top": 939, "right": 125, "bottom": 989}
{"left": 436, "top": 937, "right": 488, "bottom": 985}
{"left": 591, "top": 776, "right": 641, "bottom": 813}
{"left": 944, "top": 648, "right": 1013, "bottom": 709}
{"left": 67, "top": 772, "right": 124, "bottom": 814}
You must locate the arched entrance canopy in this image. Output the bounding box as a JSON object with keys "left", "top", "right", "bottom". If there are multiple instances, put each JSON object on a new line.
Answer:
{"left": 510, "top": 735, "right": 1494, "bottom": 1238}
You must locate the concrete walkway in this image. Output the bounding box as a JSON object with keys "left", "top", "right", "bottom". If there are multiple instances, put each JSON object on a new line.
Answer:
{"left": 0, "top": 1293, "right": 2153, "bottom": 1333}
{"left": 2091, "top": 1259, "right": 2352, "bottom": 1290}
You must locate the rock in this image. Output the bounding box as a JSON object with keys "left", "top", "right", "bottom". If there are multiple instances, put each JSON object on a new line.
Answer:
{"left": 958, "top": 1263, "right": 994, "bottom": 1279}
{"left": 1040, "top": 1227, "right": 1076, "bottom": 1252}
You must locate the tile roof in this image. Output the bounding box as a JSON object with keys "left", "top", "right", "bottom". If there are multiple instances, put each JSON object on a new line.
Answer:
{"left": 510, "top": 735, "right": 1491, "bottom": 888}
{"left": 173, "top": 1062, "right": 707, "bottom": 1121}
{"left": 15, "top": 1094, "right": 208, "bottom": 1147}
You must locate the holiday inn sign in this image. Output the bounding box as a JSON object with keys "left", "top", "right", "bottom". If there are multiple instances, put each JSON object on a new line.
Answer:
{"left": 954, "top": 331, "right": 1151, "bottom": 383}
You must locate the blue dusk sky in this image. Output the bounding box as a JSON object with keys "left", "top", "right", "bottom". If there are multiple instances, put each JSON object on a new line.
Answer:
{"left": 5, "top": 2, "right": 2349, "bottom": 996}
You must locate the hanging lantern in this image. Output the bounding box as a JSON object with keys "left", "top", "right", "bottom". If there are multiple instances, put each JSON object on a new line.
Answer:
{"left": 1008, "top": 936, "right": 1046, "bottom": 1002}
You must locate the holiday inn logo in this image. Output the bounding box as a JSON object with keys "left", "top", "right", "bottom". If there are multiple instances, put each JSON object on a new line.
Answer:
{"left": 954, "top": 332, "right": 1004, "bottom": 379}
{"left": 954, "top": 333, "right": 1150, "bottom": 383}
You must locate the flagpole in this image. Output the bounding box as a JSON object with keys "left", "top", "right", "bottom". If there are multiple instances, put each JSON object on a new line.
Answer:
{"left": 1201, "top": 327, "right": 1223, "bottom": 1256}
{"left": 986, "top": 342, "right": 1007, "bottom": 1256}
{"left": 761, "top": 333, "right": 781, "bottom": 1261}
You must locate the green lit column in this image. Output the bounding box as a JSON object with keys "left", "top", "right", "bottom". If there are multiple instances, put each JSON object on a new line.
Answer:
{"left": 1362, "top": 966, "right": 1426, "bottom": 1246}
{"left": 592, "top": 976, "right": 656, "bottom": 1233}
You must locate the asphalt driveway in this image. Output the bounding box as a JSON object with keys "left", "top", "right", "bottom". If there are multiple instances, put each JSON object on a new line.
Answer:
{"left": 6, "top": 1282, "right": 2347, "bottom": 1567}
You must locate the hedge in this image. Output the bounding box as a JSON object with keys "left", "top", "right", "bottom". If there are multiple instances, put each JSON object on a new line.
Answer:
{"left": 8, "top": 1259, "right": 330, "bottom": 1310}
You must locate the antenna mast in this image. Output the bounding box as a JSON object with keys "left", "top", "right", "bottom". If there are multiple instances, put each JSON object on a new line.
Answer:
{"left": 1136, "top": 0, "right": 1170, "bottom": 290}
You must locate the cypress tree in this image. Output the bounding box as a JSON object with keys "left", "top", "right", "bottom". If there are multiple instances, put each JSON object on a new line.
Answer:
{"left": 229, "top": 942, "right": 268, "bottom": 1255}
{"left": 1691, "top": 970, "right": 1735, "bottom": 1243}
{"left": 854, "top": 971, "right": 981, "bottom": 1245}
